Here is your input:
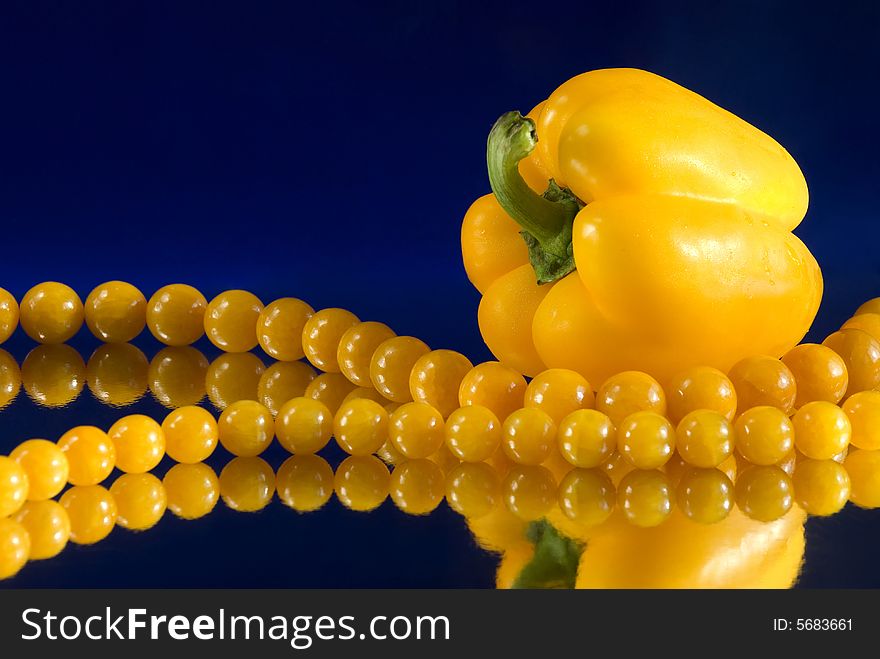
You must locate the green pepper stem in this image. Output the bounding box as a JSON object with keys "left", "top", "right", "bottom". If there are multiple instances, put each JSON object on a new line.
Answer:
{"left": 511, "top": 520, "right": 583, "bottom": 589}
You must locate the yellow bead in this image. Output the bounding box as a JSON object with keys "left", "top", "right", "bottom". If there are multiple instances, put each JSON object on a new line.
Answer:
{"left": 218, "top": 400, "right": 275, "bottom": 457}
{"left": 304, "top": 371, "right": 357, "bottom": 414}
{"left": 276, "top": 454, "right": 334, "bottom": 512}
{"left": 86, "top": 343, "right": 149, "bottom": 406}
{"left": 57, "top": 426, "right": 116, "bottom": 486}
{"left": 675, "top": 410, "right": 734, "bottom": 468}
{"left": 618, "top": 469, "right": 673, "bottom": 528}
{"left": 666, "top": 366, "right": 737, "bottom": 423}
{"left": 793, "top": 458, "right": 850, "bottom": 516}
{"left": 676, "top": 467, "right": 734, "bottom": 524}
{"left": 617, "top": 411, "right": 675, "bottom": 469}
{"left": 0, "top": 287, "right": 19, "bottom": 345}
{"left": 734, "top": 406, "right": 794, "bottom": 466}
{"left": 390, "top": 459, "right": 445, "bottom": 515}
{"left": 148, "top": 346, "right": 209, "bottom": 408}
{"left": 503, "top": 465, "right": 556, "bottom": 521}
{"left": 735, "top": 465, "right": 793, "bottom": 521}
{"left": 10, "top": 439, "right": 69, "bottom": 500}
{"left": 204, "top": 290, "right": 263, "bottom": 353}
{"left": 823, "top": 329, "right": 880, "bottom": 396}
{"left": 524, "top": 368, "right": 595, "bottom": 425}
{"left": 0, "top": 518, "right": 30, "bottom": 580}
{"left": 338, "top": 321, "right": 396, "bottom": 386}
{"left": 445, "top": 405, "right": 502, "bottom": 462}
{"left": 445, "top": 462, "right": 500, "bottom": 518}
{"left": 844, "top": 449, "right": 880, "bottom": 508}
{"left": 342, "top": 386, "right": 389, "bottom": 405}
{"left": 728, "top": 355, "right": 797, "bottom": 415}
{"left": 0, "top": 348, "right": 21, "bottom": 410}
{"left": 0, "top": 456, "right": 29, "bottom": 517}
{"left": 334, "top": 455, "right": 390, "bottom": 511}
{"left": 458, "top": 361, "right": 527, "bottom": 421}
{"left": 12, "top": 500, "right": 69, "bottom": 560}
{"left": 205, "top": 352, "right": 265, "bottom": 409}
{"left": 792, "top": 401, "right": 851, "bottom": 460}
{"left": 596, "top": 371, "right": 666, "bottom": 425}
{"left": 501, "top": 407, "right": 556, "bottom": 466}
{"left": 19, "top": 282, "right": 83, "bottom": 344}
{"left": 782, "top": 343, "right": 849, "bottom": 406}
{"left": 146, "top": 284, "right": 207, "bottom": 346}
{"left": 219, "top": 456, "right": 275, "bottom": 512}
{"left": 162, "top": 406, "right": 219, "bottom": 464}
{"left": 84, "top": 281, "right": 147, "bottom": 343}
{"left": 558, "top": 468, "right": 615, "bottom": 527}
{"left": 409, "top": 349, "right": 474, "bottom": 419}
{"left": 428, "top": 444, "right": 461, "bottom": 474}
{"left": 163, "top": 462, "right": 219, "bottom": 520}
{"left": 60, "top": 485, "right": 117, "bottom": 544}
{"left": 257, "top": 360, "right": 316, "bottom": 416}
{"left": 557, "top": 409, "right": 615, "bottom": 468}
{"left": 275, "top": 397, "right": 332, "bottom": 454}
{"left": 110, "top": 473, "right": 167, "bottom": 531}
{"left": 107, "top": 414, "right": 165, "bottom": 473}
{"left": 842, "top": 390, "right": 880, "bottom": 450}
{"left": 370, "top": 336, "right": 431, "bottom": 403}
{"left": 334, "top": 399, "right": 388, "bottom": 456}
{"left": 257, "top": 297, "right": 314, "bottom": 361}
{"left": 21, "top": 344, "right": 85, "bottom": 407}
{"left": 857, "top": 297, "right": 880, "bottom": 316}
{"left": 844, "top": 313, "right": 880, "bottom": 343}
{"left": 302, "top": 308, "right": 360, "bottom": 372}
{"left": 389, "top": 402, "right": 445, "bottom": 459}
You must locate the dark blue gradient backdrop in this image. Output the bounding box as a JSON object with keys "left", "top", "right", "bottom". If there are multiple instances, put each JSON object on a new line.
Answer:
{"left": 1, "top": 1, "right": 879, "bottom": 587}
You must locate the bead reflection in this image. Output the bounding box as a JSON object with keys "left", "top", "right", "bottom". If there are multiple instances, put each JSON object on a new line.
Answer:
{"left": 334, "top": 455, "right": 389, "bottom": 512}
{"left": 87, "top": 343, "right": 149, "bottom": 407}
{"left": 257, "top": 360, "right": 316, "bottom": 416}
{"left": 59, "top": 485, "right": 117, "bottom": 545}
{"left": 12, "top": 500, "right": 70, "bottom": 560}
{"left": 276, "top": 454, "right": 334, "bottom": 513}
{"left": 148, "top": 346, "right": 209, "bottom": 408}
{"left": 0, "top": 349, "right": 21, "bottom": 410}
{"left": 557, "top": 468, "right": 615, "bottom": 528}
{"left": 219, "top": 456, "right": 275, "bottom": 512}
{"left": 445, "top": 462, "right": 500, "bottom": 519}
{"left": 163, "top": 463, "right": 219, "bottom": 520}
{"left": 21, "top": 344, "right": 85, "bottom": 408}
{"left": 503, "top": 465, "right": 556, "bottom": 521}
{"left": 206, "top": 352, "right": 264, "bottom": 410}
{"left": 110, "top": 473, "right": 167, "bottom": 531}
{"left": 390, "top": 459, "right": 445, "bottom": 515}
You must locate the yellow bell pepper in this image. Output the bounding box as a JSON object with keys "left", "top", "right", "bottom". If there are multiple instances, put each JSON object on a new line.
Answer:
{"left": 461, "top": 68, "right": 823, "bottom": 384}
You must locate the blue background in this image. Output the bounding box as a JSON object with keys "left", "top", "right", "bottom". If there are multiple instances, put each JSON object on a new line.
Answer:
{"left": 1, "top": 0, "right": 880, "bottom": 587}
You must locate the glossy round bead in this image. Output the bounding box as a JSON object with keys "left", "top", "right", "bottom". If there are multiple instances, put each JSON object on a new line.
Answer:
{"left": 793, "top": 459, "right": 850, "bottom": 516}
{"left": 0, "top": 456, "right": 29, "bottom": 517}
{"left": 218, "top": 400, "right": 274, "bottom": 457}
{"left": 19, "top": 282, "right": 84, "bottom": 344}
{"left": 781, "top": 343, "right": 849, "bottom": 407}
{"left": 338, "top": 321, "right": 396, "bottom": 386}
{"left": 503, "top": 465, "right": 556, "bottom": 521}
{"left": 843, "top": 390, "right": 880, "bottom": 450}
{"left": 60, "top": 485, "right": 117, "bottom": 545}
{"left": 843, "top": 313, "right": 880, "bottom": 342}
{"left": 389, "top": 402, "right": 445, "bottom": 459}
{"left": 0, "top": 348, "right": 21, "bottom": 410}
{"left": 10, "top": 440, "right": 67, "bottom": 501}
{"left": 735, "top": 465, "right": 793, "bottom": 521}
{"left": 204, "top": 290, "right": 263, "bottom": 353}
{"left": 524, "top": 368, "right": 594, "bottom": 425}
{"left": 618, "top": 469, "right": 673, "bottom": 527}
{"left": 728, "top": 355, "right": 797, "bottom": 415}
{"left": 302, "top": 308, "right": 360, "bottom": 372}
{"left": 666, "top": 366, "right": 737, "bottom": 423}
{"left": 501, "top": 408, "right": 556, "bottom": 466}
{"left": 334, "top": 399, "right": 389, "bottom": 457}
{"left": 12, "top": 500, "right": 70, "bottom": 560}
{"left": 21, "top": 344, "right": 85, "bottom": 407}
{"left": 370, "top": 336, "right": 431, "bottom": 403}
{"left": 84, "top": 281, "right": 147, "bottom": 343}
{"left": 57, "top": 426, "right": 116, "bottom": 486}
{"left": 162, "top": 406, "right": 219, "bottom": 464}
{"left": 857, "top": 298, "right": 880, "bottom": 316}
{"left": 675, "top": 410, "right": 734, "bottom": 468}
{"left": 86, "top": 343, "right": 149, "bottom": 406}
{"left": 304, "top": 372, "right": 357, "bottom": 414}
{"left": 823, "top": 329, "right": 880, "bottom": 397}
{"left": 219, "top": 456, "right": 275, "bottom": 512}
{"left": 445, "top": 405, "right": 502, "bottom": 462}
{"left": 275, "top": 397, "right": 332, "bottom": 454}
{"left": 205, "top": 352, "right": 265, "bottom": 410}
{"left": 342, "top": 387, "right": 389, "bottom": 405}
{"left": 146, "top": 284, "right": 207, "bottom": 346}
{"left": 558, "top": 468, "right": 615, "bottom": 527}
{"left": 110, "top": 473, "right": 167, "bottom": 531}
{"left": 617, "top": 411, "right": 675, "bottom": 469}
{"left": 334, "top": 455, "right": 390, "bottom": 511}
{"left": 257, "top": 360, "right": 316, "bottom": 416}
{"left": 792, "top": 401, "right": 851, "bottom": 460}
{"left": 557, "top": 409, "right": 615, "bottom": 468}
{"left": 734, "top": 406, "right": 794, "bottom": 466}
{"left": 276, "top": 454, "right": 334, "bottom": 512}
{"left": 390, "top": 459, "right": 445, "bottom": 515}
{"left": 257, "top": 297, "right": 314, "bottom": 361}
{"left": 844, "top": 449, "right": 880, "bottom": 508}
{"left": 163, "top": 463, "right": 219, "bottom": 520}
{"left": 458, "top": 361, "right": 527, "bottom": 421}
{"left": 148, "top": 346, "right": 209, "bottom": 408}
{"left": 445, "top": 462, "right": 500, "bottom": 518}
{"left": 596, "top": 371, "right": 666, "bottom": 425}
{"left": 676, "top": 468, "right": 734, "bottom": 524}
{"left": 0, "top": 287, "right": 18, "bottom": 345}
{"left": 0, "top": 518, "right": 30, "bottom": 579}
{"left": 108, "top": 415, "right": 165, "bottom": 473}
{"left": 409, "top": 349, "right": 474, "bottom": 419}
